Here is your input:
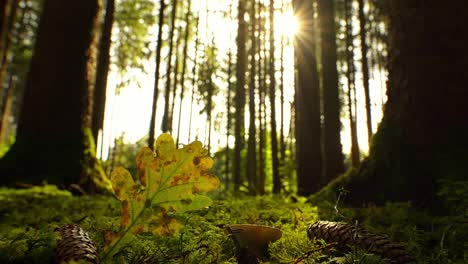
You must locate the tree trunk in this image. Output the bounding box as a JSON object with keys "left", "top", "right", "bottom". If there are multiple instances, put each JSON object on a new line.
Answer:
{"left": 234, "top": 0, "right": 246, "bottom": 192}
{"left": 257, "top": 0, "right": 266, "bottom": 195}
{"left": 293, "top": 0, "right": 322, "bottom": 196}
{"left": 0, "top": 0, "right": 18, "bottom": 109}
{"left": 0, "top": 74, "right": 13, "bottom": 146}
{"left": 317, "top": 0, "right": 468, "bottom": 210}
{"left": 357, "top": 0, "right": 372, "bottom": 144}
{"left": 0, "top": 0, "right": 111, "bottom": 193}
{"left": 170, "top": 26, "right": 182, "bottom": 134}
{"left": 246, "top": 0, "right": 257, "bottom": 194}
{"left": 92, "top": 0, "right": 114, "bottom": 148}
{"left": 161, "top": 0, "right": 178, "bottom": 133}
{"left": 175, "top": 0, "right": 191, "bottom": 146}
{"left": 187, "top": 15, "right": 200, "bottom": 143}
{"left": 148, "top": 0, "right": 166, "bottom": 149}
{"left": 344, "top": 0, "right": 360, "bottom": 167}
{"left": 279, "top": 3, "right": 286, "bottom": 165}
{"left": 225, "top": 49, "right": 232, "bottom": 191}
{"left": 269, "top": 0, "right": 280, "bottom": 194}
{"left": 317, "top": 0, "right": 344, "bottom": 184}
{"left": 0, "top": 0, "right": 13, "bottom": 65}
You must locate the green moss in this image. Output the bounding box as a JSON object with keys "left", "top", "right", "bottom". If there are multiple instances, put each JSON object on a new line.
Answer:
{"left": 80, "top": 127, "right": 113, "bottom": 194}
{"left": 0, "top": 186, "right": 465, "bottom": 263}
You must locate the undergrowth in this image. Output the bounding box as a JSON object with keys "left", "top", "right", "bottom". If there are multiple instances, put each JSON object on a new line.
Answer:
{"left": 0, "top": 185, "right": 466, "bottom": 263}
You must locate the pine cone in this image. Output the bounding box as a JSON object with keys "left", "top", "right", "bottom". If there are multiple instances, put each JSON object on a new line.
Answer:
{"left": 307, "top": 221, "right": 414, "bottom": 264}
{"left": 56, "top": 224, "right": 100, "bottom": 264}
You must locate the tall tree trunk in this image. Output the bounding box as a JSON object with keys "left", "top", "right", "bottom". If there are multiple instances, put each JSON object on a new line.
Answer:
{"left": 279, "top": 1, "right": 286, "bottom": 165}
{"left": 187, "top": 15, "right": 200, "bottom": 143}
{"left": 0, "top": 0, "right": 111, "bottom": 193}
{"left": 269, "top": 0, "right": 281, "bottom": 193}
{"left": 246, "top": 0, "right": 257, "bottom": 194}
{"left": 170, "top": 26, "right": 182, "bottom": 134}
{"left": 148, "top": 0, "right": 166, "bottom": 149}
{"left": 320, "top": 0, "right": 468, "bottom": 210}
{"left": 225, "top": 49, "right": 232, "bottom": 190}
{"left": 257, "top": 0, "right": 266, "bottom": 195}
{"left": 234, "top": 0, "right": 246, "bottom": 192}
{"left": 293, "top": 0, "right": 322, "bottom": 196}
{"left": 175, "top": 0, "right": 191, "bottom": 146}
{"left": 344, "top": 0, "right": 360, "bottom": 167}
{"left": 357, "top": 0, "right": 372, "bottom": 144}
{"left": 318, "top": 0, "right": 344, "bottom": 184}
{"left": 161, "top": 0, "right": 178, "bottom": 133}
{"left": 92, "top": 0, "right": 115, "bottom": 149}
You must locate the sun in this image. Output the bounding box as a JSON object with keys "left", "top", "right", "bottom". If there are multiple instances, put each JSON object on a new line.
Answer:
{"left": 275, "top": 11, "right": 300, "bottom": 39}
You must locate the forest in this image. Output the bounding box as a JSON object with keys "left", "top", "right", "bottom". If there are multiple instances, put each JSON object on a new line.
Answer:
{"left": 0, "top": 0, "right": 466, "bottom": 263}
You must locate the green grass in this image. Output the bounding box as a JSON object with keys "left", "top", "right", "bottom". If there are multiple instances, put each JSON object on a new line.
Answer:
{"left": 0, "top": 185, "right": 466, "bottom": 263}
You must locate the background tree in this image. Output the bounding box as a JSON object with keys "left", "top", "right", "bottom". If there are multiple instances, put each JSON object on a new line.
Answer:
{"left": 293, "top": 0, "right": 322, "bottom": 196}
{"left": 234, "top": 0, "right": 247, "bottom": 192}
{"left": 344, "top": 0, "right": 360, "bottom": 167}
{"left": 161, "top": 0, "right": 178, "bottom": 133}
{"left": 92, "top": 0, "right": 115, "bottom": 150}
{"left": 358, "top": 0, "right": 372, "bottom": 143}
{"left": 246, "top": 0, "right": 257, "bottom": 194}
{"left": 269, "top": 0, "right": 280, "bottom": 193}
{"left": 318, "top": 0, "right": 344, "bottom": 184}
{"left": 148, "top": 0, "right": 166, "bottom": 149}
{"left": 0, "top": 0, "right": 111, "bottom": 192}
{"left": 318, "top": 0, "right": 468, "bottom": 210}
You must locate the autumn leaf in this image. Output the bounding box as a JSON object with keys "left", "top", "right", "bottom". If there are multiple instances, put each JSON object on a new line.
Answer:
{"left": 102, "top": 133, "right": 219, "bottom": 260}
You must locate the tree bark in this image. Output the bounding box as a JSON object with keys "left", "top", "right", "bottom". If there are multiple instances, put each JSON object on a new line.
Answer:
{"left": 293, "top": 0, "right": 322, "bottom": 196}
{"left": 318, "top": 0, "right": 344, "bottom": 184}
{"left": 0, "top": 0, "right": 111, "bottom": 192}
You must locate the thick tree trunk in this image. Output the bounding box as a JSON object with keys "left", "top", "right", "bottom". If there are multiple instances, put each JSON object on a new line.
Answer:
{"left": 148, "top": 0, "right": 166, "bottom": 149}
{"left": 234, "top": 0, "right": 246, "bottom": 192}
{"left": 92, "top": 0, "right": 114, "bottom": 148}
{"left": 318, "top": 0, "right": 344, "bottom": 184}
{"left": 293, "top": 0, "right": 323, "bottom": 196}
{"left": 0, "top": 0, "right": 111, "bottom": 192}
{"left": 315, "top": 0, "right": 468, "bottom": 210}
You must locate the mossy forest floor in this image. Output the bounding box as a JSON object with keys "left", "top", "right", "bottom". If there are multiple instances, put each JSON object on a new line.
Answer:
{"left": 0, "top": 185, "right": 466, "bottom": 263}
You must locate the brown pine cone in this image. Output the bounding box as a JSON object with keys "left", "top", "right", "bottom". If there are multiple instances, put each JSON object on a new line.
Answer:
{"left": 56, "top": 224, "right": 100, "bottom": 264}
{"left": 307, "top": 221, "right": 414, "bottom": 264}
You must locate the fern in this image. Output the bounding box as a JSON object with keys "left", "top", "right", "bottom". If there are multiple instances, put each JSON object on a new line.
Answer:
{"left": 101, "top": 134, "right": 219, "bottom": 261}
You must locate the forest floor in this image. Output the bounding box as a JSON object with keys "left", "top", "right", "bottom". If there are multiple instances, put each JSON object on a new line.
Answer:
{"left": 0, "top": 185, "right": 466, "bottom": 263}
